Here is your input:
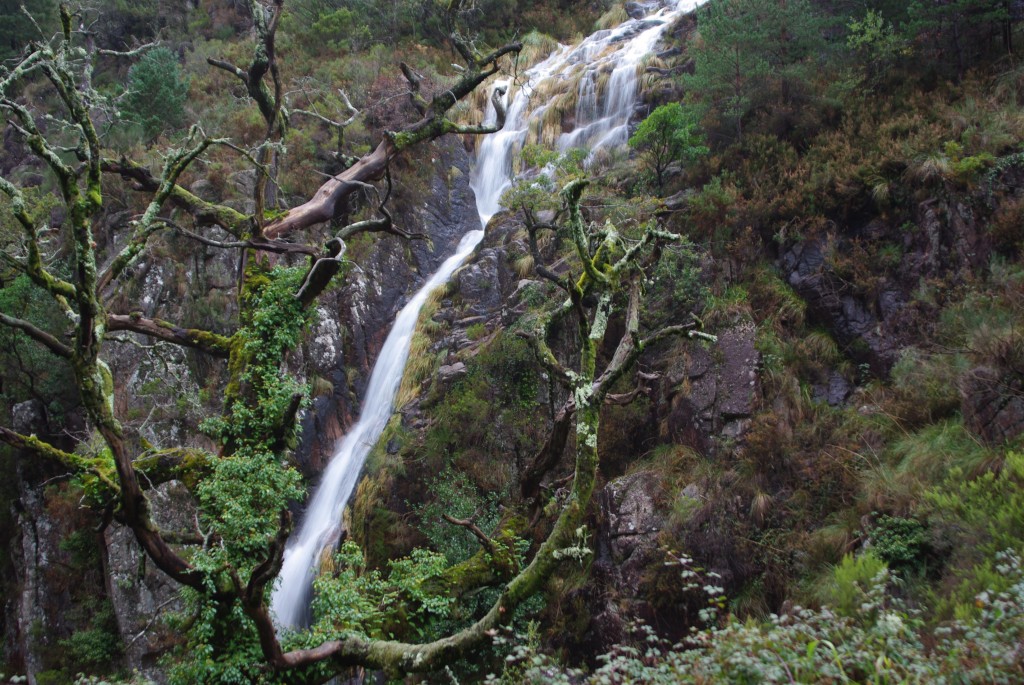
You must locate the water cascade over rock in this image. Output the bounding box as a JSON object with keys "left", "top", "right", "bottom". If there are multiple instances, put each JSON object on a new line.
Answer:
{"left": 271, "top": 0, "right": 699, "bottom": 629}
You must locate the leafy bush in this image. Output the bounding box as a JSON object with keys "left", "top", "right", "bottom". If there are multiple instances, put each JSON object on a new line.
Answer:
{"left": 311, "top": 541, "right": 451, "bottom": 641}
{"left": 925, "top": 451, "right": 1024, "bottom": 616}
{"left": 869, "top": 514, "right": 928, "bottom": 573}
{"left": 415, "top": 467, "right": 502, "bottom": 565}
{"left": 820, "top": 552, "right": 889, "bottom": 618}
{"left": 628, "top": 103, "right": 707, "bottom": 193}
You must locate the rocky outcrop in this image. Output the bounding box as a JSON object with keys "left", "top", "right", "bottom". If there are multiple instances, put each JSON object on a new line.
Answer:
{"left": 778, "top": 188, "right": 998, "bottom": 378}
{"left": 662, "top": 322, "right": 760, "bottom": 455}
{"left": 780, "top": 238, "right": 905, "bottom": 373}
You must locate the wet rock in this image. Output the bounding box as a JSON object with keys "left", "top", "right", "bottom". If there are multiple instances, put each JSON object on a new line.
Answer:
{"left": 625, "top": 2, "right": 648, "bottom": 19}
{"left": 455, "top": 249, "right": 504, "bottom": 316}
{"left": 294, "top": 391, "right": 346, "bottom": 478}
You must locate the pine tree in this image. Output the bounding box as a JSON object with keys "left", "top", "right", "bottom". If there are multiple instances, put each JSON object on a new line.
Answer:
{"left": 122, "top": 47, "right": 190, "bottom": 140}
{"left": 682, "top": 0, "right": 825, "bottom": 139}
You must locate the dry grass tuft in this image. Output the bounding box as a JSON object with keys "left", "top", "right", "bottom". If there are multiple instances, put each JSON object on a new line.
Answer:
{"left": 594, "top": 5, "right": 628, "bottom": 31}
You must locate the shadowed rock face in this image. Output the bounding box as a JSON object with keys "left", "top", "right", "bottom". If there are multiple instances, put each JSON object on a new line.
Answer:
{"left": 962, "top": 365, "right": 1024, "bottom": 445}
{"left": 105, "top": 481, "right": 197, "bottom": 682}
{"left": 780, "top": 238, "right": 903, "bottom": 374}
{"left": 589, "top": 470, "right": 667, "bottom": 649}
{"left": 662, "top": 323, "right": 760, "bottom": 456}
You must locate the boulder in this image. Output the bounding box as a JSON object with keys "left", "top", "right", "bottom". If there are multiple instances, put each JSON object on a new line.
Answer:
{"left": 437, "top": 362, "right": 468, "bottom": 383}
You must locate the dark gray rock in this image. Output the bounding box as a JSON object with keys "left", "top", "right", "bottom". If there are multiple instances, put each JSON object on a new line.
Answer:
{"left": 962, "top": 365, "right": 1024, "bottom": 445}
{"left": 827, "top": 372, "right": 852, "bottom": 406}
{"left": 781, "top": 238, "right": 900, "bottom": 372}
{"left": 11, "top": 400, "right": 46, "bottom": 435}
{"left": 625, "top": 2, "right": 648, "bottom": 19}
{"left": 662, "top": 323, "right": 760, "bottom": 453}
{"left": 716, "top": 323, "right": 759, "bottom": 419}
{"left": 585, "top": 471, "right": 669, "bottom": 653}
{"left": 454, "top": 249, "right": 504, "bottom": 316}
{"left": 105, "top": 481, "right": 196, "bottom": 683}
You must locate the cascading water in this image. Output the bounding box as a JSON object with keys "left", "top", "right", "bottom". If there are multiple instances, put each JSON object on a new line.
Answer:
{"left": 271, "top": 0, "right": 698, "bottom": 629}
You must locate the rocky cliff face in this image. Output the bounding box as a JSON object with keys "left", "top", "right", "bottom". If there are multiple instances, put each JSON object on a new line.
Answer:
{"left": 5, "top": 92, "right": 1023, "bottom": 684}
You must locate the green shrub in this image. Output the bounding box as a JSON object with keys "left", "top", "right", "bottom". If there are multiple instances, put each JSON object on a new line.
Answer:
{"left": 821, "top": 551, "right": 889, "bottom": 618}
{"left": 925, "top": 450, "right": 1024, "bottom": 616}
{"left": 122, "top": 47, "right": 190, "bottom": 140}
{"left": 628, "top": 103, "right": 708, "bottom": 193}
{"left": 415, "top": 467, "right": 501, "bottom": 565}
{"left": 869, "top": 514, "right": 928, "bottom": 573}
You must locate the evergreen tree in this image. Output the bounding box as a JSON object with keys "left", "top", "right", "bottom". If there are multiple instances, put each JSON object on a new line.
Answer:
{"left": 906, "top": 0, "right": 1014, "bottom": 77}
{"left": 0, "top": 0, "right": 57, "bottom": 60}
{"left": 682, "top": 0, "right": 826, "bottom": 139}
{"left": 122, "top": 46, "right": 190, "bottom": 140}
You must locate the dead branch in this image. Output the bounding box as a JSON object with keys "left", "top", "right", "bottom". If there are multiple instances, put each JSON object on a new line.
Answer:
{"left": 442, "top": 513, "right": 498, "bottom": 556}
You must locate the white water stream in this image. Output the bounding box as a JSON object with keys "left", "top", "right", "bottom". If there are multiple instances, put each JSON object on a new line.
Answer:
{"left": 272, "top": 0, "right": 699, "bottom": 629}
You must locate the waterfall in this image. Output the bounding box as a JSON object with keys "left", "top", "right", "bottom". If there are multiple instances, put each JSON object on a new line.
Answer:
{"left": 271, "top": 0, "right": 698, "bottom": 630}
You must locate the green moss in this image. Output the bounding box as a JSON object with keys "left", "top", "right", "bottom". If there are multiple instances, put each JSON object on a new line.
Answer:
{"left": 86, "top": 185, "right": 103, "bottom": 211}
{"left": 390, "top": 131, "right": 415, "bottom": 150}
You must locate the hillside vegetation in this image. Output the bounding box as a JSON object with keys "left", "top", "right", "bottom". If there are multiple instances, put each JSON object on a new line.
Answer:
{"left": 2, "top": 0, "right": 1023, "bottom": 682}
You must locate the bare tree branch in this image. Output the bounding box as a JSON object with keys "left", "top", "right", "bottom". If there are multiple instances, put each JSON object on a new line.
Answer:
{"left": 106, "top": 314, "right": 233, "bottom": 357}
{"left": 261, "top": 42, "right": 519, "bottom": 240}
{"left": 207, "top": 57, "right": 248, "bottom": 82}
{"left": 0, "top": 426, "right": 119, "bottom": 492}
{"left": 0, "top": 312, "right": 72, "bottom": 358}
{"left": 443, "top": 513, "right": 498, "bottom": 556}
